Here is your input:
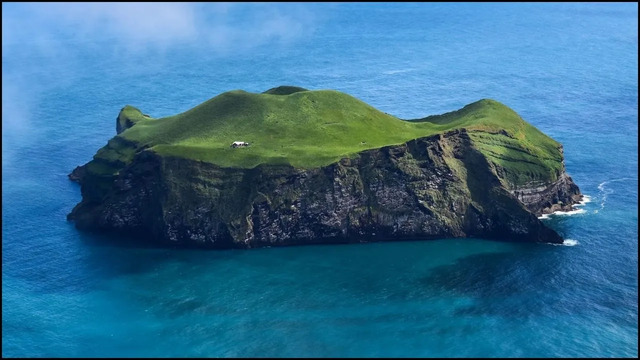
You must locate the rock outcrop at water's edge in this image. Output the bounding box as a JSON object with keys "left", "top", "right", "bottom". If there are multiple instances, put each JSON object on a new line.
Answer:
{"left": 507, "top": 146, "right": 583, "bottom": 215}
{"left": 68, "top": 128, "right": 581, "bottom": 248}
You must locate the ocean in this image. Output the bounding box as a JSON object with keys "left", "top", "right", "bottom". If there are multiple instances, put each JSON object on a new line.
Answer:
{"left": 2, "top": 2, "right": 637, "bottom": 357}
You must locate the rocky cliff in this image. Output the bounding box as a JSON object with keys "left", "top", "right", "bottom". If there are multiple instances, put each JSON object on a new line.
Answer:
{"left": 506, "top": 145, "right": 582, "bottom": 215}
{"left": 68, "top": 88, "right": 582, "bottom": 248}
{"left": 68, "top": 130, "right": 581, "bottom": 248}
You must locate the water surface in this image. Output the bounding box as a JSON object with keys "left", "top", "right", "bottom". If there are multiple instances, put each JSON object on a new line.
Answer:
{"left": 2, "top": 2, "right": 637, "bottom": 357}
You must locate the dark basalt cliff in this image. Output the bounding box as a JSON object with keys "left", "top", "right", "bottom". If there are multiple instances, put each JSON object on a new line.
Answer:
{"left": 68, "top": 128, "right": 581, "bottom": 248}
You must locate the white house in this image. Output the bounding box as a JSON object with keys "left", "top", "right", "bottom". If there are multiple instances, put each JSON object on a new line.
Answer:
{"left": 231, "top": 141, "right": 249, "bottom": 148}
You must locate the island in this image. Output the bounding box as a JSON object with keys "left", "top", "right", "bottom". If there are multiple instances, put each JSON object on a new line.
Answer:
{"left": 68, "top": 86, "right": 582, "bottom": 248}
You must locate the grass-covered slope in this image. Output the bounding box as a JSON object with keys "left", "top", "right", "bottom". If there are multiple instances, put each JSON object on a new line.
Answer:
{"left": 90, "top": 86, "right": 564, "bottom": 187}
{"left": 412, "top": 100, "right": 564, "bottom": 186}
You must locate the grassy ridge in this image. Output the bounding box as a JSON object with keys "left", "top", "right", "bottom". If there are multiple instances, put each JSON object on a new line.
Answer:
{"left": 414, "top": 99, "right": 564, "bottom": 185}
{"left": 90, "top": 87, "right": 564, "bottom": 186}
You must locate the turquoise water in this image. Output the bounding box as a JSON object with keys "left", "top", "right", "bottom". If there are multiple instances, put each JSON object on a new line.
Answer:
{"left": 2, "top": 3, "right": 637, "bottom": 357}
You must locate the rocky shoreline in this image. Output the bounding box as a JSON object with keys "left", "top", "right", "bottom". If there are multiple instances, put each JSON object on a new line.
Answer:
{"left": 507, "top": 145, "right": 583, "bottom": 216}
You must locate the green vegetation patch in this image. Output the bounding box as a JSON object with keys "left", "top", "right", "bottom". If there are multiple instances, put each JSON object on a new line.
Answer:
{"left": 469, "top": 131, "right": 562, "bottom": 186}
{"left": 84, "top": 88, "right": 565, "bottom": 187}
{"left": 93, "top": 137, "right": 138, "bottom": 165}
{"left": 117, "top": 105, "right": 151, "bottom": 133}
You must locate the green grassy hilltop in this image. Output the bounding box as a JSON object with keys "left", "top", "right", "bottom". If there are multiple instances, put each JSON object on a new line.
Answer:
{"left": 88, "top": 86, "right": 564, "bottom": 186}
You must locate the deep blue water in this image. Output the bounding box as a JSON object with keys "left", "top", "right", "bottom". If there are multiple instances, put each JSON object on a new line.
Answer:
{"left": 2, "top": 3, "right": 637, "bottom": 357}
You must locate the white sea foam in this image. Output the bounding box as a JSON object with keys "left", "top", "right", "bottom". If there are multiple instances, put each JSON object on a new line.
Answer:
{"left": 597, "top": 177, "right": 637, "bottom": 212}
{"left": 598, "top": 180, "right": 612, "bottom": 211}
{"left": 574, "top": 194, "right": 591, "bottom": 207}
{"left": 552, "top": 208, "right": 587, "bottom": 216}
{"left": 548, "top": 239, "right": 579, "bottom": 246}
{"left": 538, "top": 205, "right": 587, "bottom": 220}
{"left": 383, "top": 68, "right": 415, "bottom": 75}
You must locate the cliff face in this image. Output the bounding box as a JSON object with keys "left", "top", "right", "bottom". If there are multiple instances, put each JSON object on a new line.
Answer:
{"left": 68, "top": 129, "right": 580, "bottom": 248}
{"left": 505, "top": 146, "right": 582, "bottom": 215}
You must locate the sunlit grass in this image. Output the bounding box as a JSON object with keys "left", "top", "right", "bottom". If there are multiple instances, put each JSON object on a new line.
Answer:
{"left": 90, "top": 86, "right": 565, "bottom": 185}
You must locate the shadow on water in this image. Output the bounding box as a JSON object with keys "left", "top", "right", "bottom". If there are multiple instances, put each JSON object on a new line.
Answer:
{"left": 6, "top": 222, "right": 247, "bottom": 296}
{"left": 76, "top": 228, "right": 245, "bottom": 269}
{"left": 418, "top": 244, "right": 637, "bottom": 326}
